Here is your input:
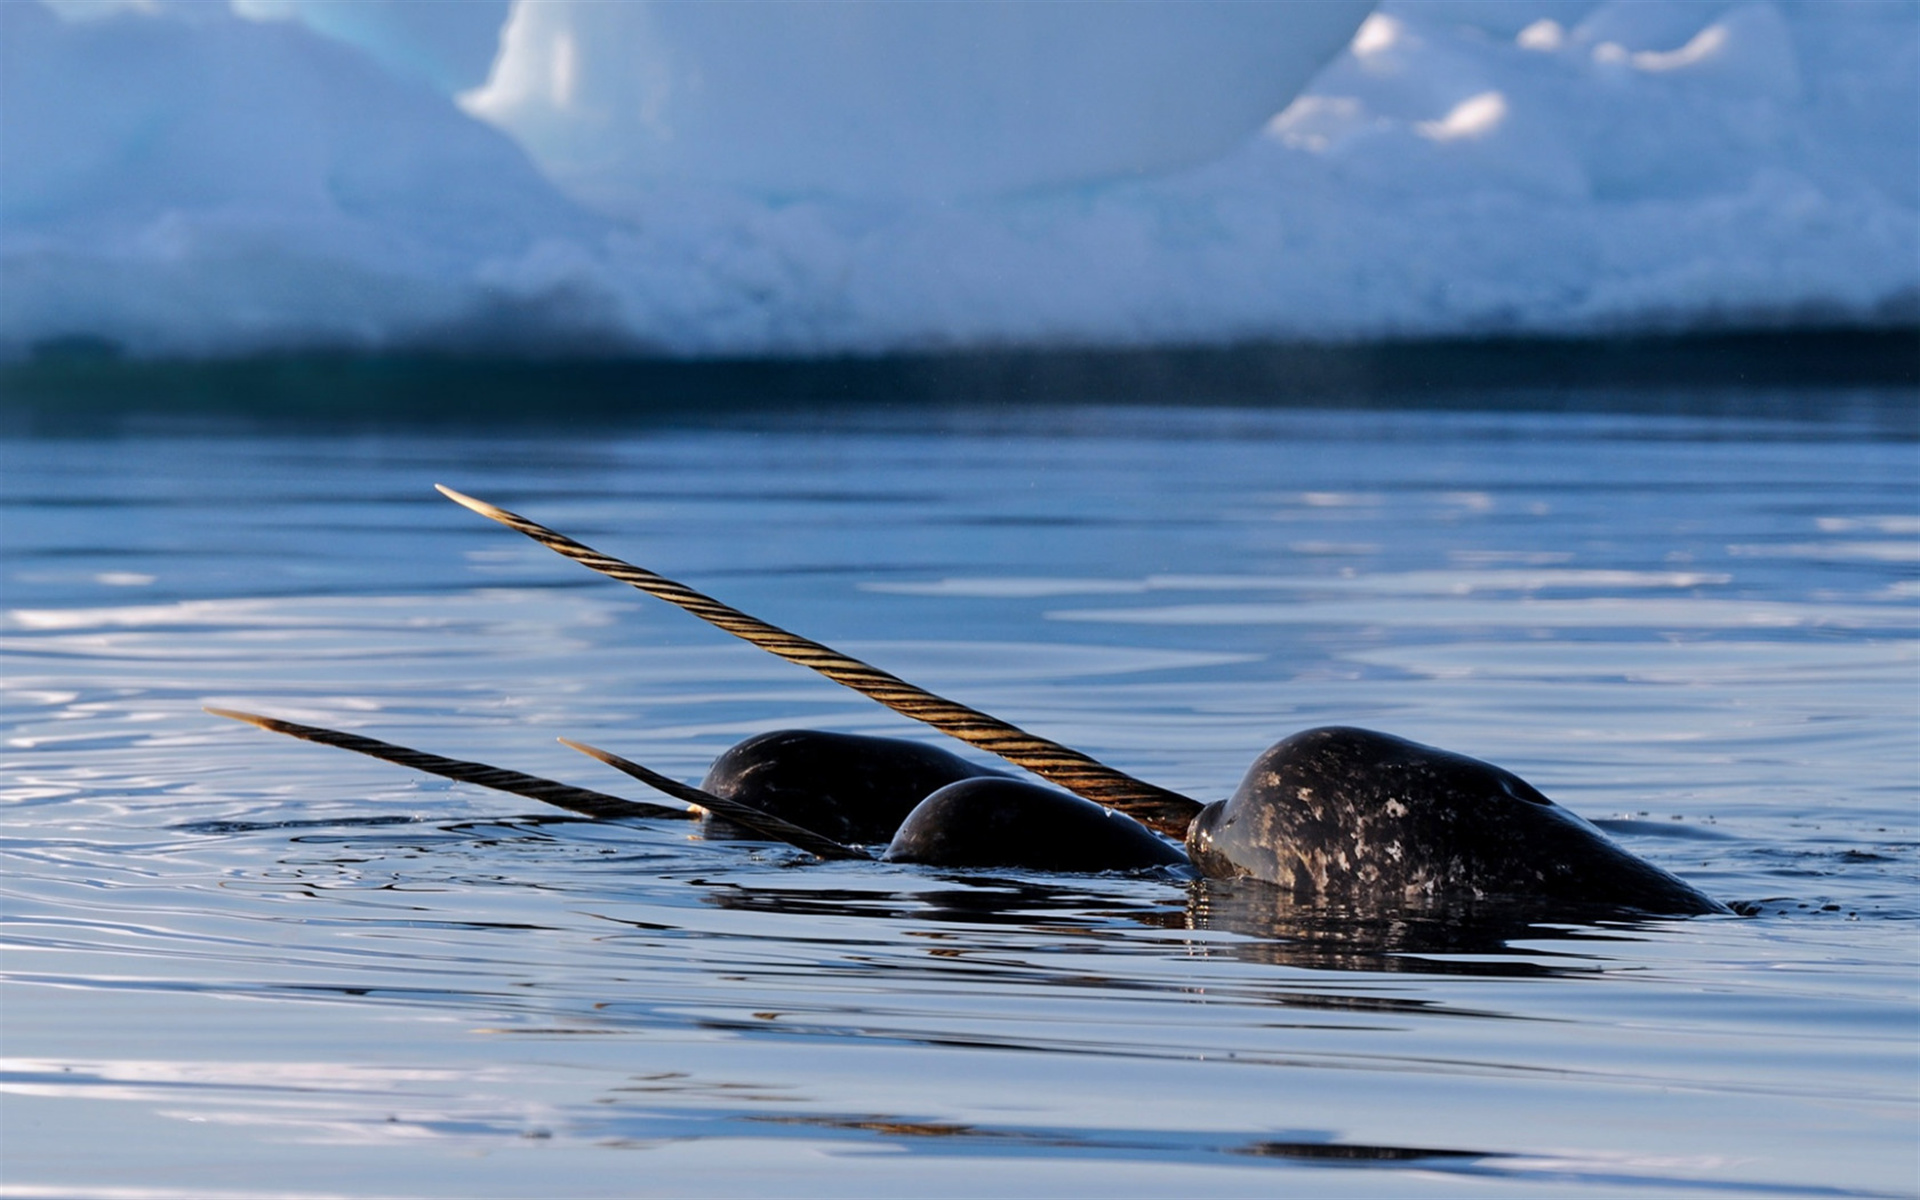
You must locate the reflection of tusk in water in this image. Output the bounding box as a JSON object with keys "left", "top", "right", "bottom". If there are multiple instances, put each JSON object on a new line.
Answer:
{"left": 559, "top": 738, "right": 872, "bottom": 862}
{"left": 436, "top": 484, "right": 1203, "bottom": 838}
{"left": 205, "top": 707, "right": 689, "bottom": 822}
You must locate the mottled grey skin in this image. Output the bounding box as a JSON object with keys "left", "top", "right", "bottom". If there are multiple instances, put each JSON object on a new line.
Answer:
{"left": 1186, "top": 727, "right": 1728, "bottom": 916}
{"left": 702, "top": 726, "right": 1723, "bottom": 912}
{"left": 701, "top": 729, "right": 1002, "bottom": 843}
{"left": 885, "top": 778, "right": 1191, "bottom": 872}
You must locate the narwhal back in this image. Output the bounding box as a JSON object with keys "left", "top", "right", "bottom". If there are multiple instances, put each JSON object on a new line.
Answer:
{"left": 701, "top": 729, "right": 1002, "bottom": 843}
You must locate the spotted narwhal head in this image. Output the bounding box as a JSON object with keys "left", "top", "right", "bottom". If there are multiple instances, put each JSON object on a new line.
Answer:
{"left": 1186, "top": 727, "right": 1727, "bottom": 916}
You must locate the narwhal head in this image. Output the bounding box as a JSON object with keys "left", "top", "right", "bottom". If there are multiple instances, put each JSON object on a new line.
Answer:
{"left": 1187, "top": 726, "right": 1727, "bottom": 915}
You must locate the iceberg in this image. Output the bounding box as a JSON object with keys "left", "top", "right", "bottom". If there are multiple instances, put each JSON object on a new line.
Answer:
{"left": 461, "top": 1, "right": 1372, "bottom": 206}
{"left": 232, "top": 0, "right": 512, "bottom": 94}
{"left": 0, "top": 0, "right": 1913, "bottom": 361}
{"left": 2, "top": 0, "right": 615, "bottom": 356}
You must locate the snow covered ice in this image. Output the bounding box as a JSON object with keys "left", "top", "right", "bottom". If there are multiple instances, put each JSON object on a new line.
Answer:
{"left": 1, "top": 0, "right": 1914, "bottom": 359}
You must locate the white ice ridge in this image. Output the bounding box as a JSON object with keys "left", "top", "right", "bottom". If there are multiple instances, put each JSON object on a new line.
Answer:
{"left": 3, "top": 0, "right": 1915, "bottom": 360}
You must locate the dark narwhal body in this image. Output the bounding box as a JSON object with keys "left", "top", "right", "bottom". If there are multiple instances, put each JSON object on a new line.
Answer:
{"left": 884, "top": 777, "right": 1190, "bottom": 872}
{"left": 701, "top": 729, "right": 1001, "bottom": 843}
{"left": 1186, "top": 727, "right": 1727, "bottom": 915}
{"left": 700, "top": 733, "right": 1184, "bottom": 873}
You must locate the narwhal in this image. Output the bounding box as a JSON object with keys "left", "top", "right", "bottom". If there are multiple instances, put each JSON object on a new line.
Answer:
{"left": 210, "top": 486, "right": 1727, "bottom": 917}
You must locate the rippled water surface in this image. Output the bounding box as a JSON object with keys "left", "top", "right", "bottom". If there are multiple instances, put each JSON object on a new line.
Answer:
{"left": 3, "top": 394, "right": 1916, "bottom": 1198}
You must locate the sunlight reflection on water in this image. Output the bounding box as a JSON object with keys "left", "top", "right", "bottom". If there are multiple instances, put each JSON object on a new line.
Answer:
{"left": 2, "top": 395, "right": 1915, "bottom": 1197}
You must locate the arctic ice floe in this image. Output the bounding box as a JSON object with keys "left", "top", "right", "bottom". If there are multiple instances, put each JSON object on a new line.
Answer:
{"left": 2, "top": 0, "right": 1915, "bottom": 360}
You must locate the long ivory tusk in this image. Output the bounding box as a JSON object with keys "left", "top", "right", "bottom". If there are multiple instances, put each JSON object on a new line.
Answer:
{"left": 206, "top": 707, "right": 689, "bottom": 822}
{"left": 435, "top": 485, "right": 1203, "bottom": 837}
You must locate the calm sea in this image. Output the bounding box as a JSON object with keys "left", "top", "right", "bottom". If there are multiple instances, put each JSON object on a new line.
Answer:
{"left": 3, "top": 388, "right": 1915, "bottom": 1198}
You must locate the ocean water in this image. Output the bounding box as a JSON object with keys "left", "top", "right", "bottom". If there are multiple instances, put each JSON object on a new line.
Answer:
{"left": 2, "top": 390, "right": 1915, "bottom": 1198}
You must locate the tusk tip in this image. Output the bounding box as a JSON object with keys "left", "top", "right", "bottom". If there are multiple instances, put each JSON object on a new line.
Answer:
{"left": 434, "top": 484, "right": 505, "bottom": 521}
{"left": 558, "top": 738, "right": 619, "bottom": 767}
{"left": 205, "top": 706, "right": 266, "bottom": 727}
